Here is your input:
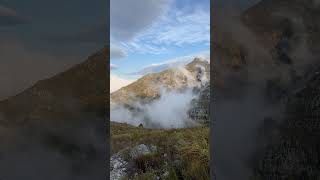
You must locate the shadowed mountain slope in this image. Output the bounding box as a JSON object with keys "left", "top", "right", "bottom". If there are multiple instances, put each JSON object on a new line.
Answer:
{"left": 0, "top": 47, "right": 108, "bottom": 126}
{"left": 0, "top": 47, "right": 108, "bottom": 180}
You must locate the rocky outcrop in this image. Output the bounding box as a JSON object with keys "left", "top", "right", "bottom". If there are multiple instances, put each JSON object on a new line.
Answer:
{"left": 110, "top": 153, "right": 128, "bottom": 180}
{"left": 110, "top": 144, "right": 158, "bottom": 180}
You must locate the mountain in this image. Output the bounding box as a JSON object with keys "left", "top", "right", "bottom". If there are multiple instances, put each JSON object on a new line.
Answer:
{"left": 110, "top": 57, "right": 210, "bottom": 107}
{"left": 213, "top": 0, "right": 320, "bottom": 179}
{"left": 237, "top": 0, "right": 320, "bottom": 179}
{"left": 0, "top": 47, "right": 108, "bottom": 126}
{"left": 110, "top": 58, "right": 210, "bottom": 178}
{"left": 0, "top": 48, "right": 107, "bottom": 179}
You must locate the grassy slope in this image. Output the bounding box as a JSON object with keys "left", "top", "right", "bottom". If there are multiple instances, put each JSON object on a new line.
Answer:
{"left": 111, "top": 122, "right": 210, "bottom": 179}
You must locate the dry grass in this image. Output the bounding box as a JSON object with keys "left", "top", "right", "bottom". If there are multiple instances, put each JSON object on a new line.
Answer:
{"left": 111, "top": 122, "right": 210, "bottom": 179}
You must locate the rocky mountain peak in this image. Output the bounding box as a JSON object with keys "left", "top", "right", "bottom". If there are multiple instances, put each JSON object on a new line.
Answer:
{"left": 186, "top": 57, "right": 210, "bottom": 70}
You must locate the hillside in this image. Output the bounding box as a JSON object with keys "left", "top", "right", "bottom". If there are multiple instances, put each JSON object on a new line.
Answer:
{"left": 110, "top": 122, "right": 209, "bottom": 180}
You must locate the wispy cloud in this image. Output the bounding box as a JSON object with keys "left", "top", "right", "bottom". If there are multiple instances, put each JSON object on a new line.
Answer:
{"left": 147, "top": 7, "right": 210, "bottom": 46}
{"left": 121, "top": 41, "right": 167, "bottom": 55}
{"left": 110, "top": 0, "right": 172, "bottom": 41}
{"left": 110, "top": 63, "right": 118, "bottom": 70}
{"left": 110, "top": 45, "right": 127, "bottom": 59}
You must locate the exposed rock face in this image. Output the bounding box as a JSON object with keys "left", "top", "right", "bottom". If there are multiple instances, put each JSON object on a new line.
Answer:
{"left": 130, "top": 144, "right": 156, "bottom": 159}
{"left": 110, "top": 153, "right": 128, "bottom": 180}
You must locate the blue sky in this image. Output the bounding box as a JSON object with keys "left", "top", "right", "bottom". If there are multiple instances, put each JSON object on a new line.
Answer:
{"left": 110, "top": 0, "right": 210, "bottom": 81}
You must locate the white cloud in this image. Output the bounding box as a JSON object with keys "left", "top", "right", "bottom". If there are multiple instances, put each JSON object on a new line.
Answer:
{"left": 110, "top": 64, "right": 118, "bottom": 70}
{"left": 110, "top": 74, "right": 135, "bottom": 93}
{"left": 110, "top": 45, "right": 127, "bottom": 59}
{"left": 111, "top": 88, "right": 198, "bottom": 128}
{"left": 121, "top": 41, "right": 167, "bottom": 55}
{"left": 119, "top": 5, "right": 210, "bottom": 54}
{"left": 110, "top": 0, "right": 172, "bottom": 41}
{"left": 150, "top": 8, "right": 210, "bottom": 46}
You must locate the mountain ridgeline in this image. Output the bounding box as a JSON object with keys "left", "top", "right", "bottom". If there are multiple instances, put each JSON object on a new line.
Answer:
{"left": 0, "top": 47, "right": 108, "bottom": 126}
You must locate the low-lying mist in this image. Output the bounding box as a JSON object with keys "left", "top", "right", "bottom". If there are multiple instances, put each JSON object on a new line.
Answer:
{"left": 111, "top": 88, "right": 200, "bottom": 129}
{"left": 0, "top": 115, "right": 106, "bottom": 180}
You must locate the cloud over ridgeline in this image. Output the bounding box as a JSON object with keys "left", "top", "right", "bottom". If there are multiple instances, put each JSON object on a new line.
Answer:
{"left": 128, "top": 51, "right": 210, "bottom": 76}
